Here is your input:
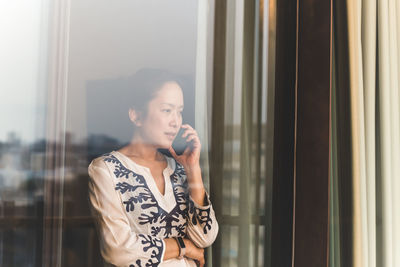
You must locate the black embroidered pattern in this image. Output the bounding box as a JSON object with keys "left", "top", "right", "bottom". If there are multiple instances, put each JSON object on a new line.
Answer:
{"left": 103, "top": 154, "right": 190, "bottom": 266}
{"left": 103, "top": 153, "right": 214, "bottom": 266}
{"left": 138, "top": 234, "right": 164, "bottom": 267}
{"left": 130, "top": 260, "right": 142, "bottom": 267}
{"left": 128, "top": 234, "right": 163, "bottom": 267}
{"left": 105, "top": 154, "right": 189, "bottom": 237}
{"left": 172, "top": 162, "right": 214, "bottom": 235}
{"left": 104, "top": 154, "right": 147, "bottom": 184}
{"left": 188, "top": 198, "right": 213, "bottom": 234}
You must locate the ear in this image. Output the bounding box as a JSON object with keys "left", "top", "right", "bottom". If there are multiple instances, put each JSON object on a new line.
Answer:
{"left": 129, "top": 108, "right": 142, "bottom": 127}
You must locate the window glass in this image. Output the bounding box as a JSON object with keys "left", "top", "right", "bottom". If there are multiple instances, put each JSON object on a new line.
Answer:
{"left": 0, "top": 1, "right": 276, "bottom": 266}
{"left": 63, "top": 1, "right": 207, "bottom": 266}
{"left": 0, "top": 1, "right": 49, "bottom": 266}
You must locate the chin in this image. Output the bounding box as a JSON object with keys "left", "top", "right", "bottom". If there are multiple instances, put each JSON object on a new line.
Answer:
{"left": 157, "top": 141, "right": 172, "bottom": 149}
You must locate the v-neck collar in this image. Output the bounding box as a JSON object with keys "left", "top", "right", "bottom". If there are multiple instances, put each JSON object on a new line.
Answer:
{"left": 111, "top": 151, "right": 177, "bottom": 213}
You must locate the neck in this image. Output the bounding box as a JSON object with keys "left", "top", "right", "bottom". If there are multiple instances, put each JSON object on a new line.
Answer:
{"left": 124, "top": 135, "right": 163, "bottom": 161}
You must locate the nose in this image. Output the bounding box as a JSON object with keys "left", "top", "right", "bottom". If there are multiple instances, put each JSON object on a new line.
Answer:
{"left": 170, "top": 110, "right": 180, "bottom": 128}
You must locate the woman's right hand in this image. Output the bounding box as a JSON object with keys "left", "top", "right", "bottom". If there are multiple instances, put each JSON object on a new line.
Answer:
{"left": 183, "top": 238, "right": 205, "bottom": 267}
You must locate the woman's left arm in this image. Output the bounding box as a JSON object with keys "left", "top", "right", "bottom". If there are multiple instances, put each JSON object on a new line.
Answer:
{"left": 169, "top": 124, "right": 219, "bottom": 248}
{"left": 185, "top": 165, "right": 206, "bottom": 205}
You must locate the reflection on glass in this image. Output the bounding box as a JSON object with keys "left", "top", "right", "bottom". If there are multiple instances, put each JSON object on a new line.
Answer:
{"left": 1, "top": 0, "right": 275, "bottom": 266}
{"left": 63, "top": 1, "right": 207, "bottom": 266}
{"left": 0, "top": 1, "right": 48, "bottom": 266}
{"left": 85, "top": 69, "right": 218, "bottom": 266}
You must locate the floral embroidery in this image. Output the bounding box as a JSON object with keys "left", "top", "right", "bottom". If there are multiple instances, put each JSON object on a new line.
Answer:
{"left": 104, "top": 154, "right": 146, "bottom": 184}
{"left": 130, "top": 260, "right": 142, "bottom": 267}
{"left": 102, "top": 153, "right": 214, "bottom": 266}
{"left": 138, "top": 234, "right": 164, "bottom": 266}
{"left": 102, "top": 154, "right": 189, "bottom": 266}
{"left": 188, "top": 198, "right": 213, "bottom": 234}
{"left": 128, "top": 234, "right": 163, "bottom": 267}
{"left": 173, "top": 162, "right": 213, "bottom": 235}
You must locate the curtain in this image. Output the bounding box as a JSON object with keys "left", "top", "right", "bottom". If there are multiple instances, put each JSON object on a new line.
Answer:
{"left": 209, "top": 0, "right": 274, "bottom": 266}
{"left": 330, "top": 45, "right": 342, "bottom": 267}
{"left": 332, "top": 0, "right": 400, "bottom": 266}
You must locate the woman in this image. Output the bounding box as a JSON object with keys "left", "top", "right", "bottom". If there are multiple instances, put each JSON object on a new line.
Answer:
{"left": 88, "top": 69, "right": 218, "bottom": 267}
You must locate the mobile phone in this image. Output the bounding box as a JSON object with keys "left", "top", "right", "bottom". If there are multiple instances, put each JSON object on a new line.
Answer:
{"left": 172, "top": 127, "right": 188, "bottom": 155}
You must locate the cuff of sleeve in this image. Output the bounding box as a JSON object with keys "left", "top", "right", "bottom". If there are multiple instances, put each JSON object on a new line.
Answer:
{"left": 160, "top": 239, "right": 166, "bottom": 263}
{"left": 189, "top": 191, "right": 211, "bottom": 209}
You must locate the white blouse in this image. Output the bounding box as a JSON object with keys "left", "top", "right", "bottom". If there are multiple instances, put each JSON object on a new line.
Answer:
{"left": 88, "top": 151, "right": 218, "bottom": 267}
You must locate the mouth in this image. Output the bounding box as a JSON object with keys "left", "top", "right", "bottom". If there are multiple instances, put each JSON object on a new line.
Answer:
{"left": 165, "top": 132, "right": 177, "bottom": 140}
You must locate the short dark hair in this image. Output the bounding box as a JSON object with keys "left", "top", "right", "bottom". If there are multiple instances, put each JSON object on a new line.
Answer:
{"left": 121, "top": 68, "right": 184, "bottom": 115}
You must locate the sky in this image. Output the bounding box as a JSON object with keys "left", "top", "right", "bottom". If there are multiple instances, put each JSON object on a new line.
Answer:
{"left": 0, "top": 1, "right": 46, "bottom": 143}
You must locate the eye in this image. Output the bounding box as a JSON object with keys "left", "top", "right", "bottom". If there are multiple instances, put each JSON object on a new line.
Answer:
{"left": 162, "top": 109, "right": 171, "bottom": 113}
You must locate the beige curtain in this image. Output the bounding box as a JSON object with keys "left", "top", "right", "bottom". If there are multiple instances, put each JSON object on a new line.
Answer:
{"left": 334, "top": 0, "right": 400, "bottom": 266}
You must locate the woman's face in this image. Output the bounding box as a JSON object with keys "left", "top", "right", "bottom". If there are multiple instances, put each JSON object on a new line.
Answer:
{"left": 135, "top": 81, "right": 184, "bottom": 148}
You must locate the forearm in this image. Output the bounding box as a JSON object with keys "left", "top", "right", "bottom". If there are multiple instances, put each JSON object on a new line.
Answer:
{"left": 185, "top": 165, "right": 206, "bottom": 206}
{"left": 162, "top": 238, "right": 181, "bottom": 261}
{"left": 163, "top": 237, "right": 203, "bottom": 262}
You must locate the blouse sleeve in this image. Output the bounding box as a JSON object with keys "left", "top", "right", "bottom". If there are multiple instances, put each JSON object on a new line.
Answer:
{"left": 186, "top": 191, "right": 219, "bottom": 248}
{"left": 88, "top": 158, "right": 165, "bottom": 267}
